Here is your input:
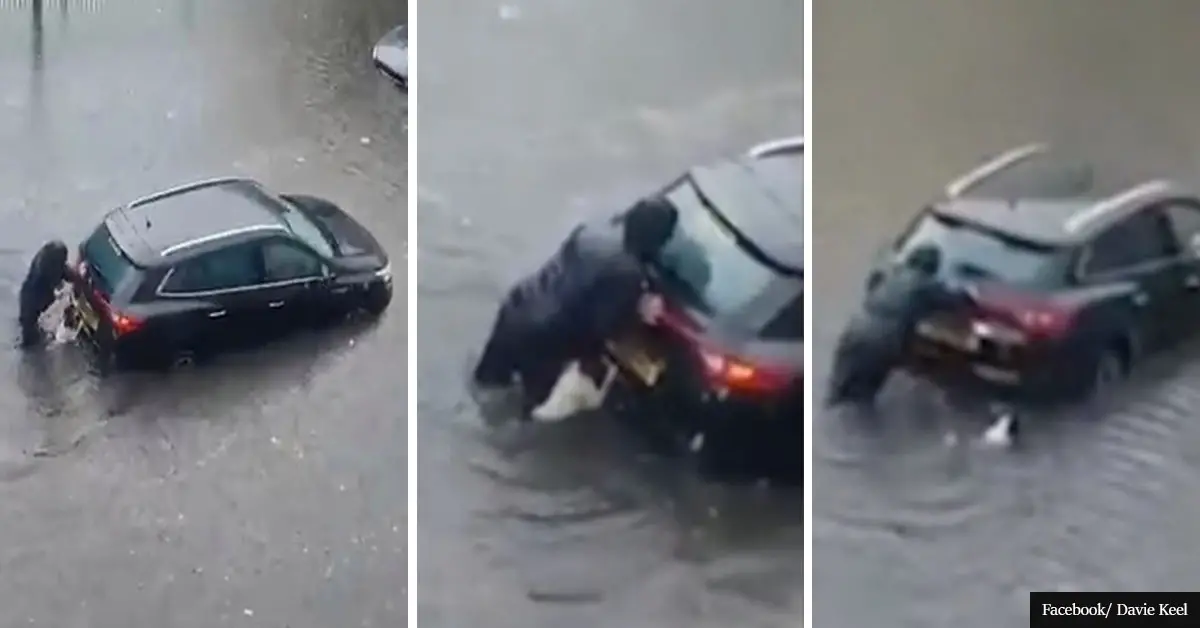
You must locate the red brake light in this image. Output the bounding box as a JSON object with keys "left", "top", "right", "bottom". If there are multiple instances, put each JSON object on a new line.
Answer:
{"left": 698, "top": 348, "right": 793, "bottom": 394}
{"left": 110, "top": 310, "right": 143, "bottom": 336}
{"left": 658, "top": 303, "right": 795, "bottom": 395}
{"left": 974, "top": 286, "right": 1077, "bottom": 339}
{"left": 90, "top": 288, "right": 143, "bottom": 337}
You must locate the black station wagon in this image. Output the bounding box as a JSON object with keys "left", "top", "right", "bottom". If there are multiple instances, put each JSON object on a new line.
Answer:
{"left": 68, "top": 177, "right": 393, "bottom": 368}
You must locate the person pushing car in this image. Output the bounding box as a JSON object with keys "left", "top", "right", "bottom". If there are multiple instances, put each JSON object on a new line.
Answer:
{"left": 472, "top": 197, "right": 677, "bottom": 415}
{"left": 19, "top": 240, "right": 79, "bottom": 348}
{"left": 826, "top": 244, "right": 974, "bottom": 408}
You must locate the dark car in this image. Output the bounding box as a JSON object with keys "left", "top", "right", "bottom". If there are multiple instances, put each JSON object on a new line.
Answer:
{"left": 873, "top": 142, "right": 1200, "bottom": 403}
{"left": 373, "top": 25, "right": 407, "bottom": 91}
{"left": 601, "top": 136, "right": 803, "bottom": 476}
{"left": 66, "top": 177, "right": 393, "bottom": 369}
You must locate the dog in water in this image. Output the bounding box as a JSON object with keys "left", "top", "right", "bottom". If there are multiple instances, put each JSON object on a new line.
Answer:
{"left": 530, "top": 358, "right": 618, "bottom": 421}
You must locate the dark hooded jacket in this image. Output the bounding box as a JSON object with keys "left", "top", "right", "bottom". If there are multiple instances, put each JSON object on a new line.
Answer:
{"left": 828, "top": 249, "right": 971, "bottom": 403}
{"left": 20, "top": 241, "right": 71, "bottom": 324}
{"left": 474, "top": 198, "right": 677, "bottom": 401}
{"left": 498, "top": 217, "right": 645, "bottom": 351}
{"left": 855, "top": 262, "right": 968, "bottom": 349}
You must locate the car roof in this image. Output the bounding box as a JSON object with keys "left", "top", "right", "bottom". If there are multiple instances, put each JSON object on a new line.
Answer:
{"left": 105, "top": 178, "right": 289, "bottom": 267}
{"left": 933, "top": 197, "right": 1096, "bottom": 246}
{"left": 689, "top": 153, "right": 803, "bottom": 272}
{"left": 933, "top": 143, "right": 1197, "bottom": 246}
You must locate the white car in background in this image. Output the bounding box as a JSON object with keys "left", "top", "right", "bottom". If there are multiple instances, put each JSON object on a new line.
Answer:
{"left": 372, "top": 25, "right": 407, "bottom": 91}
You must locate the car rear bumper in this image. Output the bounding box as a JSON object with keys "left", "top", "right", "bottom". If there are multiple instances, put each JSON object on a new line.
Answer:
{"left": 67, "top": 293, "right": 160, "bottom": 369}
{"left": 906, "top": 340, "right": 1082, "bottom": 404}
{"left": 603, "top": 351, "right": 800, "bottom": 447}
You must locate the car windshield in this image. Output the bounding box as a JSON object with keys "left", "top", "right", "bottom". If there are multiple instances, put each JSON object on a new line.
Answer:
{"left": 897, "top": 212, "right": 1070, "bottom": 287}
{"left": 652, "top": 178, "right": 780, "bottom": 316}
{"left": 279, "top": 204, "right": 336, "bottom": 258}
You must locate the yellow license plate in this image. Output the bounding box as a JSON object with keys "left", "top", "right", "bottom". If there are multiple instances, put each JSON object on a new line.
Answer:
{"left": 606, "top": 340, "right": 665, "bottom": 386}
{"left": 73, "top": 294, "right": 99, "bottom": 332}
{"left": 917, "top": 320, "right": 979, "bottom": 352}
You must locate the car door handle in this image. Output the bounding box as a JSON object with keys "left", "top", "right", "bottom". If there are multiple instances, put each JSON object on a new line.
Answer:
{"left": 1186, "top": 275, "right": 1200, "bottom": 289}
{"left": 1132, "top": 292, "right": 1150, "bottom": 307}
{"left": 268, "top": 301, "right": 285, "bottom": 308}
{"left": 207, "top": 310, "right": 227, "bottom": 319}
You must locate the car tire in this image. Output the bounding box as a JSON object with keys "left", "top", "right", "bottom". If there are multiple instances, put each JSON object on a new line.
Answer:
{"left": 1084, "top": 345, "right": 1127, "bottom": 401}
{"left": 363, "top": 283, "right": 392, "bottom": 317}
{"left": 167, "top": 349, "right": 196, "bottom": 371}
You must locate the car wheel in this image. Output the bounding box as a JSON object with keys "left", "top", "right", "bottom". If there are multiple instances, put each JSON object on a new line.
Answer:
{"left": 363, "top": 283, "right": 392, "bottom": 317}
{"left": 168, "top": 349, "right": 196, "bottom": 370}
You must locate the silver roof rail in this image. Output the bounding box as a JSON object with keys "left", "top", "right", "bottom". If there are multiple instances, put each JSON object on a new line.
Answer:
{"left": 1063, "top": 179, "right": 1173, "bottom": 234}
{"left": 944, "top": 143, "right": 1049, "bottom": 199}
{"left": 747, "top": 136, "right": 804, "bottom": 159}
{"left": 127, "top": 176, "right": 257, "bottom": 209}
{"left": 160, "top": 224, "right": 287, "bottom": 257}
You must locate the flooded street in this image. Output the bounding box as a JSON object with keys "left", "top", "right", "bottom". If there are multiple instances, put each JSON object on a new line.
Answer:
{"left": 0, "top": 1, "right": 406, "bottom": 625}
{"left": 416, "top": 1, "right": 801, "bottom": 626}
{"left": 814, "top": 1, "right": 1200, "bottom": 625}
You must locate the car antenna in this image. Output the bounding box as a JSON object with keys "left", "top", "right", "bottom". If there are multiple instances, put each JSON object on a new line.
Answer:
{"left": 145, "top": 217, "right": 152, "bottom": 228}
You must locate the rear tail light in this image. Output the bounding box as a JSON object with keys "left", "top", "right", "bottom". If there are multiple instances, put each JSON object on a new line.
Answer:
{"left": 974, "top": 286, "right": 1077, "bottom": 340}
{"left": 90, "top": 287, "right": 143, "bottom": 337}
{"left": 659, "top": 303, "right": 795, "bottom": 396}
{"left": 109, "top": 309, "right": 143, "bottom": 336}
{"left": 697, "top": 348, "right": 794, "bottom": 395}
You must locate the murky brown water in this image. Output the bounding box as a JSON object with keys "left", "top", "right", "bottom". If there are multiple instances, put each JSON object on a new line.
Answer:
{"left": 814, "top": 1, "right": 1200, "bottom": 625}
{"left": 0, "top": 1, "right": 406, "bottom": 625}
{"left": 416, "top": 1, "right": 802, "bottom": 626}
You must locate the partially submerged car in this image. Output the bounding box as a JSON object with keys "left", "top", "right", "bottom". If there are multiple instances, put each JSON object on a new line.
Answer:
{"left": 68, "top": 177, "right": 393, "bottom": 369}
{"left": 874, "top": 142, "right": 1200, "bottom": 404}
{"left": 602, "top": 136, "right": 803, "bottom": 478}
{"left": 373, "top": 25, "right": 407, "bottom": 91}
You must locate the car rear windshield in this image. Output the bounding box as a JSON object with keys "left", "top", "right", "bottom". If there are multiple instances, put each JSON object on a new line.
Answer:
{"left": 82, "top": 224, "right": 137, "bottom": 296}
{"left": 896, "top": 212, "right": 1070, "bottom": 287}
{"left": 653, "top": 180, "right": 783, "bottom": 316}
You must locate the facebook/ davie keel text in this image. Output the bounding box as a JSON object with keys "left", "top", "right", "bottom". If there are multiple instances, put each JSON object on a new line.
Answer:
{"left": 1040, "top": 602, "right": 1188, "bottom": 618}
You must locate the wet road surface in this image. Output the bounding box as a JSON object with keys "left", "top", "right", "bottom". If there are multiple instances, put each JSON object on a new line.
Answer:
{"left": 814, "top": 1, "right": 1200, "bottom": 625}
{"left": 0, "top": 1, "right": 407, "bottom": 625}
{"left": 416, "top": 1, "right": 801, "bottom": 626}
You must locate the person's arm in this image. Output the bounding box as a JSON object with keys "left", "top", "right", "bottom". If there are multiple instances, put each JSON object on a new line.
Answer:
{"left": 62, "top": 262, "right": 81, "bottom": 285}
{"left": 588, "top": 266, "right": 646, "bottom": 342}
{"left": 926, "top": 281, "right": 974, "bottom": 311}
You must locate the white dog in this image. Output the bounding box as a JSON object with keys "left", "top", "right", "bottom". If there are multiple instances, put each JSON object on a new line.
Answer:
{"left": 530, "top": 360, "right": 618, "bottom": 422}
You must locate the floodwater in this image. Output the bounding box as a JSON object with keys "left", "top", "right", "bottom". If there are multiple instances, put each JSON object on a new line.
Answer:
{"left": 0, "top": 1, "right": 407, "bottom": 626}
{"left": 416, "top": 1, "right": 802, "bottom": 626}
{"left": 814, "top": 1, "right": 1200, "bottom": 625}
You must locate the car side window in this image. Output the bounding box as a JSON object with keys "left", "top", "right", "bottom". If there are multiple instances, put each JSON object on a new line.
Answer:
{"left": 263, "top": 239, "right": 325, "bottom": 282}
{"left": 1081, "top": 211, "right": 1172, "bottom": 277}
{"left": 761, "top": 295, "right": 802, "bottom": 340}
{"left": 1161, "top": 200, "right": 1200, "bottom": 255}
{"left": 161, "top": 244, "right": 263, "bottom": 294}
